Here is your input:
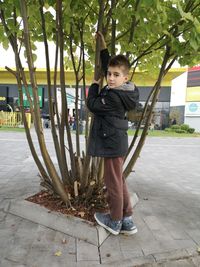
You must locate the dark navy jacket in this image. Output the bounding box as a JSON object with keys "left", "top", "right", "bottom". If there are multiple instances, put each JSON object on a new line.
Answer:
{"left": 87, "top": 49, "right": 139, "bottom": 157}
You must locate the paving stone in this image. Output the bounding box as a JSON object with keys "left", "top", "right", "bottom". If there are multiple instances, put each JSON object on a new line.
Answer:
{"left": 156, "top": 258, "right": 196, "bottom": 267}
{"left": 24, "top": 225, "right": 57, "bottom": 266}
{"left": 119, "top": 232, "right": 144, "bottom": 259}
{"left": 143, "top": 215, "right": 174, "bottom": 242}
{"left": 0, "top": 259, "right": 26, "bottom": 267}
{"left": 25, "top": 226, "right": 81, "bottom": 267}
{"left": 0, "top": 198, "right": 11, "bottom": 212}
{"left": 5, "top": 219, "right": 38, "bottom": 264}
{"left": 186, "top": 247, "right": 199, "bottom": 257}
{"left": 77, "top": 239, "right": 100, "bottom": 262}
{"left": 0, "top": 213, "right": 23, "bottom": 231}
{"left": 8, "top": 199, "right": 109, "bottom": 246}
{"left": 0, "top": 229, "right": 15, "bottom": 259}
{"left": 191, "top": 255, "right": 200, "bottom": 266}
{"left": 0, "top": 215, "right": 24, "bottom": 259}
{"left": 160, "top": 221, "right": 191, "bottom": 240}
{"left": 0, "top": 211, "right": 6, "bottom": 221}
{"left": 76, "top": 261, "right": 100, "bottom": 266}
{"left": 100, "top": 235, "right": 124, "bottom": 264}
{"left": 101, "top": 255, "right": 155, "bottom": 266}
{"left": 172, "top": 239, "right": 197, "bottom": 250}
{"left": 1, "top": 132, "right": 200, "bottom": 266}
{"left": 129, "top": 213, "right": 166, "bottom": 256}
{"left": 122, "top": 250, "right": 144, "bottom": 259}
{"left": 186, "top": 229, "right": 200, "bottom": 244}
{"left": 33, "top": 231, "right": 76, "bottom": 267}
{"left": 152, "top": 248, "right": 190, "bottom": 262}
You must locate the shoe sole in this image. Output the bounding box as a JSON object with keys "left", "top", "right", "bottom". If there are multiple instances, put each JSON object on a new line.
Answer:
{"left": 94, "top": 214, "right": 120, "bottom": 235}
{"left": 120, "top": 228, "right": 138, "bottom": 235}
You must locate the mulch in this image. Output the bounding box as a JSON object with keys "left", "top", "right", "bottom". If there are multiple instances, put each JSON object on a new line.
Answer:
{"left": 26, "top": 190, "right": 108, "bottom": 223}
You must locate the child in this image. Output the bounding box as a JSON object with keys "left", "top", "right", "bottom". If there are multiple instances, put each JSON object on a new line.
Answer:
{"left": 87, "top": 32, "right": 139, "bottom": 235}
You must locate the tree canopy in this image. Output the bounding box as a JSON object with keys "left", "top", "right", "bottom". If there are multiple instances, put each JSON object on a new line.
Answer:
{"left": 1, "top": 0, "right": 200, "bottom": 73}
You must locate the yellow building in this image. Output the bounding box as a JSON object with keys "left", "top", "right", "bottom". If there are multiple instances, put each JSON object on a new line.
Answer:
{"left": 0, "top": 67, "right": 186, "bottom": 128}
{"left": 0, "top": 67, "right": 186, "bottom": 86}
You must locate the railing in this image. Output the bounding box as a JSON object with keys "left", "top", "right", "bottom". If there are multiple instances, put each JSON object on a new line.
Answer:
{"left": 0, "top": 111, "right": 31, "bottom": 129}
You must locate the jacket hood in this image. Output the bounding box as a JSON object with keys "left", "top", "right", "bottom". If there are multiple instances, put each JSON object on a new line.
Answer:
{"left": 110, "top": 81, "right": 135, "bottom": 91}
{"left": 109, "top": 82, "right": 139, "bottom": 111}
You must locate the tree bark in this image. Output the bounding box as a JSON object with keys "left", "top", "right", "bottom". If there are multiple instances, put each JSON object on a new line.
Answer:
{"left": 39, "top": 0, "right": 70, "bottom": 185}
{"left": 20, "top": 0, "right": 70, "bottom": 205}
{"left": 124, "top": 47, "right": 171, "bottom": 178}
{"left": 56, "top": 0, "right": 76, "bottom": 182}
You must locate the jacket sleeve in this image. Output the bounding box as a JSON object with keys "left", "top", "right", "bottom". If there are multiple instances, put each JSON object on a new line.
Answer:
{"left": 100, "top": 49, "right": 110, "bottom": 77}
{"left": 87, "top": 83, "right": 121, "bottom": 115}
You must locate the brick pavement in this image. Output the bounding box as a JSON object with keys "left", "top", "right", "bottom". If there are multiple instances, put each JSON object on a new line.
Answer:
{"left": 0, "top": 130, "right": 200, "bottom": 266}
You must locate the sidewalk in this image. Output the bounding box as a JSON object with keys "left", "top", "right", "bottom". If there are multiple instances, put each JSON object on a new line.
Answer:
{"left": 0, "top": 130, "right": 200, "bottom": 266}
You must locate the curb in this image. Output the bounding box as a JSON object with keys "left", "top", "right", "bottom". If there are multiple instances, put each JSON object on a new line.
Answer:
{"left": 101, "top": 247, "right": 200, "bottom": 266}
{"left": 6, "top": 193, "right": 139, "bottom": 247}
{"left": 7, "top": 199, "right": 108, "bottom": 247}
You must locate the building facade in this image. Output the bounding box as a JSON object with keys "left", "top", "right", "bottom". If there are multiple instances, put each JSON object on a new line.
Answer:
{"left": 0, "top": 68, "right": 186, "bottom": 129}
{"left": 170, "top": 67, "right": 200, "bottom": 132}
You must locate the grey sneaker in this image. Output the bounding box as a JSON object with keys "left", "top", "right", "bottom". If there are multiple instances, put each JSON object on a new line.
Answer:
{"left": 94, "top": 212, "right": 122, "bottom": 235}
{"left": 120, "top": 216, "right": 138, "bottom": 235}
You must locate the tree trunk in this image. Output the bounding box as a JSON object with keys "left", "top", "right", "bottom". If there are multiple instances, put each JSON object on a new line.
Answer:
{"left": 124, "top": 47, "right": 171, "bottom": 178}
{"left": 20, "top": 0, "right": 70, "bottom": 205}
{"left": 39, "top": 0, "right": 70, "bottom": 186}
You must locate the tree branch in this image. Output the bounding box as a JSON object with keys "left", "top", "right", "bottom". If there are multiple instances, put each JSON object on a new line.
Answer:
{"left": 5, "top": 66, "right": 17, "bottom": 77}
{"left": 126, "top": 0, "right": 141, "bottom": 58}
{"left": 124, "top": 46, "right": 171, "bottom": 178}
{"left": 81, "top": 0, "right": 98, "bottom": 15}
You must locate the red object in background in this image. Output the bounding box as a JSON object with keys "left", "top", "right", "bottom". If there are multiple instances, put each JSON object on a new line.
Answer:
{"left": 188, "top": 65, "right": 200, "bottom": 72}
{"left": 85, "top": 87, "right": 89, "bottom": 98}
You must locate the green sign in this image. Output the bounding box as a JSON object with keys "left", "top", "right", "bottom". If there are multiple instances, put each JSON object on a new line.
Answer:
{"left": 19, "top": 86, "right": 43, "bottom": 108}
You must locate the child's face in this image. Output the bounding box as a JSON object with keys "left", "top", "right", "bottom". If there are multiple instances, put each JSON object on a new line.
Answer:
{"left": 107, "top": 66, "right": 128, "bottom": 89}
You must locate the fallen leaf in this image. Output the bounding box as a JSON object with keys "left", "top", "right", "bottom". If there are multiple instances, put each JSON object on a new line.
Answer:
{"left": 78, "top": 211, "right": 85, "bottom": 218}
{"left": 54, "top": 251, "right": 62, "bottom": 257}
{"left": 62, "top": 238, "right": 67, "bottom": 244}
{"left": 197, "top": 247, "right": 200, "bottom": 253}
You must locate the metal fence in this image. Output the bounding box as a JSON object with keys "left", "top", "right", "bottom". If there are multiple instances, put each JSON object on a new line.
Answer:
{"left": 0, "top": 111, "right": 31, "bottom": 128}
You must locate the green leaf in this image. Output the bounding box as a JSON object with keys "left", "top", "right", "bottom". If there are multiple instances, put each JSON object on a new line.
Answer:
{"left": 32, "top": 53, "right": 37, "bottom": 62}
{"left": 2, "top": 39, "right": 9, "bottom": 50}
{"left": 189, "top": 38, "right": 199, "bottom": 51}
{"left": 194, "top": 18, "right": 200, "bottom": 33}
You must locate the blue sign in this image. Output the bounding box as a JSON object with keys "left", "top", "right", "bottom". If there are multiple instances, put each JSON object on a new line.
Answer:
{"left": 189, "top": 103, "right": 198, "bottom": 112}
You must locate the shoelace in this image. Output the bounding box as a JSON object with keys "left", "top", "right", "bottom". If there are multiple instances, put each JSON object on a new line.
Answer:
{"left": 105, "top": 215, "right": 121, "bottom": 227}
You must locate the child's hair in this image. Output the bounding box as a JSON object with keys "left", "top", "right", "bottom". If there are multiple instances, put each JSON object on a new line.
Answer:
{"left": 108, "top": 55, "right": 131, "bottom": 74}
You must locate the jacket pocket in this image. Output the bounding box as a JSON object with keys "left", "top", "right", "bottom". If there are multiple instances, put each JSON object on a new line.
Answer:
{"left": 98, "top": 119, "right": 117, "bottom": 149}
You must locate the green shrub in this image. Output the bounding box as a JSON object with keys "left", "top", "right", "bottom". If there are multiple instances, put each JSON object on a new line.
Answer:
{"left": 175, "top": 129, "right": 187, "bottom": 133}
{"left": 188, "top": 128, "right": 195, "bottom": 133}
{"left": 171, "top": 125, "right": 180, "bottom": 130}
{"left": 164, "top": 128, "right": 172, "bottom": 132}
{"left": 180, "top": 124, "right": 190, "bottom": 131}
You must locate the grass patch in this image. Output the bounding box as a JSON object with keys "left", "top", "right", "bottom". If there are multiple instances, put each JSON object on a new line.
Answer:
{"left": 128, "top": 129, "right": 200, "bottom": 137}
{"left": 0, "top": 126, "right": 25, "bottom": 132}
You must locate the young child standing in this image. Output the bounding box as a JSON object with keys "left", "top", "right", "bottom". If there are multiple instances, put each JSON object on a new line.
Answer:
{"left": 87, "top": 32, "right": 139, "bottom": 235}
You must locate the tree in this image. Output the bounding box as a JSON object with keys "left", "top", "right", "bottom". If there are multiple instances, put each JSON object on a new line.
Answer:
{"left": 0, "top": 0, "right": 200, "bottom": 210}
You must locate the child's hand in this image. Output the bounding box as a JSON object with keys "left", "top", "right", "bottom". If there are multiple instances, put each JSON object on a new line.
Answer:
{"left": 93, "top": 78, "right": 101, "bottom": 85}
{"left": 96, "top": 31, "right": 104, "bottom": 40}
{"left": 96, "top": 31, "right": 107, "bottom": 49}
